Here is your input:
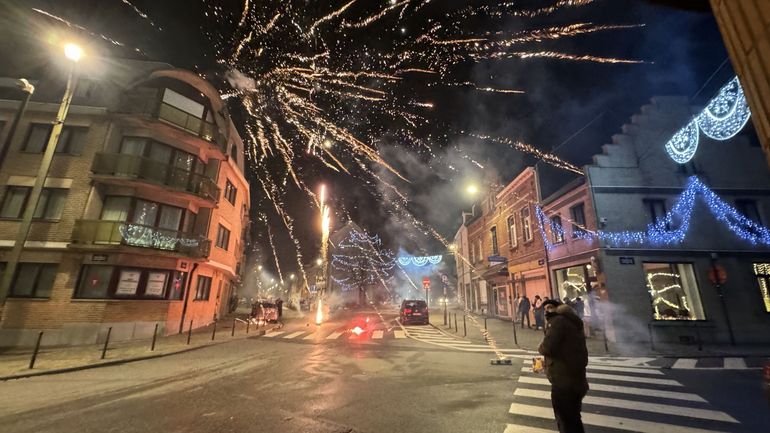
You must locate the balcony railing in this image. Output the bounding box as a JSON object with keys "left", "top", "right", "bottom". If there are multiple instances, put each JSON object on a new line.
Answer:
{"left": 92, "top": 153, "right": 219, "bottom": 202}
{"left": 71, "top": 220, "right": 211, "bottom": 258}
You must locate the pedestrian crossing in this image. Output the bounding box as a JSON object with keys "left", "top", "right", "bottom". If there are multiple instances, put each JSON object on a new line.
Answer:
{"left": 400, "top": 324, "right": 536, "bottom": 355}
{"left": 258, "top": 325, "right": 406, "bottom": 343}
{"left": 505, "top": 360, "right": 739, "bottom": 433}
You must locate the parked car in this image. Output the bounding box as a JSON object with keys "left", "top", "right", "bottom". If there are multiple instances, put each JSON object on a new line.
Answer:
{"left": 400, "top": 300, "right": 429, "bottom": 325}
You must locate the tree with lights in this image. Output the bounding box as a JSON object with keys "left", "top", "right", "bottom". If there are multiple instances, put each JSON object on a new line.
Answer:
{"left": 331, "top": 229, "right": 395, "bottom": 306}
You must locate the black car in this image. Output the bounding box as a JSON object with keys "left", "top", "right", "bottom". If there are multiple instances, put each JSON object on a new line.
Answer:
{"left": 400, "top": 300, "right": 429, "bottom": 325}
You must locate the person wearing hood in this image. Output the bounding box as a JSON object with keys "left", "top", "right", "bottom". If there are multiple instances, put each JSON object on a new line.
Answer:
{"left": 538, "top": 299, "right": 589, "bottom": 433}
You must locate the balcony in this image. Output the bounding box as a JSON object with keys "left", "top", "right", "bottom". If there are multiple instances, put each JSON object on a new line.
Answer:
{"left": 91, "top": 153, "right": 219, "bottom": 204}
{"left": 115, "top": 90, "right": 226, "bottom": 152}
{"left": 71, "top": 220, "right": 211, "bottom": 258}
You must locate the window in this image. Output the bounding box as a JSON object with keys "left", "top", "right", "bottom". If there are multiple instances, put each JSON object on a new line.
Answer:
{"left": 736, "top": 199, "right": 762, "bottom": 225}
{"left": 507, "top": 215, "right": 517, "bottom": 248}
{"left": 23, "top": 124, "right": 87, "bottom": 155}
{"left": 230, "top": 144, "right": 239, "bottom": 164}
{"left": 224, "top": 180, "right": 237, "bottom": 205}
{"left": 75, "top": 265, "right": 188, "bottom": 300}
{"left": 554, "top": 264, "right": 597, "bottom": 318}
{"left": 570, "top": 204, "right": 586, "bottom": 237}
{"left": 10, "top": 263, "right": 57, "bottom": 298}
{"left": 551, "top": 215, "right": 564, "bottom": 244}
{"left": 644, "top": 199, "right": 668, "bottom": 228}
{"left": 76, "top": 265, "right": 115, "bottom": 298}
{"left": 216, "top": 225, "right": 231, "bottom": 250}
{"left": 643, "top": 263, "right": 704, "bottom": 321}
{"left": 100, "top": 196, "right": 131, "bottom": 221}
{"left": 521, "top": 206, "right": 533, "bottom": 242}
{"left": 195, "top": 276, "right": 212, "bottom": 300}
{"left": 490, "top": 226, "right": 499, "bottom": 255}
{"left": 752, "top": 263, "right": 770, "bottom": 313}
{"left": 0, "top": 187, "right": 67, "bottom": 220}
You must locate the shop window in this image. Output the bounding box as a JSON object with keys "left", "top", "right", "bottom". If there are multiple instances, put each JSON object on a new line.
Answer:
{"left": 216, "top": 225, "right": 231, "bottom": 250}
{"left": 554, "top": 264, "right": 597, "bottom": 317}
{"left": 23, "top": 124, "right": 87, "bottom": 155}
{"left": 507, "top": 215, "right": 517, "bottom": 248}
{"left": 115, "top": 269, "right": 142, "bottom": 296}
{"left": 195, "top": 276, "right": 212, "bottom": 300}
{"left": 10, "top": 263, "right": 57, "bottom": 298}
{"left": 570, "top": 203, "right": 586, "bottom": 237}
{"left": 550, "top": 215, "right": 564, "bottom": 244}
{"left": 170, "top": 271, "right": 188, "bottom": 300}
{"left": 521, "top": 206, "right": 532, "bottom": 242}
{"left": 490, "top": 226, "right": 499, "bottom": 255}
{"left": 76, "top": 265, "right": 115, "bottom": 298}
{"left": 644, "top": 262, "right": 705, "bottom": 321}
{"left": 0, "top": 187, "right": 67, "bottom": 220}
{"left": 752, "top": 263, "right": 770, "bottom": 313}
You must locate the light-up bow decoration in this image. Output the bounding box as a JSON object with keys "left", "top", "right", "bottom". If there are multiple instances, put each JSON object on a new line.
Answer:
{"left": 398, "top": 255, "right": 443, "bottom": 266}
{"left": 665, "top": 76, "right": 752, "bottom": 164}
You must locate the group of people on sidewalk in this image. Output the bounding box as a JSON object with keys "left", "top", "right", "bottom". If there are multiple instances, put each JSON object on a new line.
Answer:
{"left": 515, "top": 294, "right": 585, "bottom": 332}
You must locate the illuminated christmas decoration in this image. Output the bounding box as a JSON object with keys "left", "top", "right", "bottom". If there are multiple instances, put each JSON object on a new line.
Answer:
{"left": 664, "top": 76, "right": 752, "bottom": 163}
{"left": 331, "top": 229, "right": 395, "bottom": 296}
{"left": 119, "top": 224, "right": 201, "bottom": 251}
{"left": 398, "top": 255, "right": 443, "bottom": 266}
{"left": 536, "top": 176, "right": 770, "bottom": 249}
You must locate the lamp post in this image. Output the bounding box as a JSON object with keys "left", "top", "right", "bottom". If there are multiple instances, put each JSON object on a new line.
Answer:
{"left": 0, "top": 78, "right": 35, "bottom": 170}
{"left": 0, "top": 43, "right": 82, "bottom": 315}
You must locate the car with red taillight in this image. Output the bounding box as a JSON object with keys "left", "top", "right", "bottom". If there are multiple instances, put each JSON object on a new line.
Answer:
{"left": 400, "top": 299, "right": 429, "bottom": 325}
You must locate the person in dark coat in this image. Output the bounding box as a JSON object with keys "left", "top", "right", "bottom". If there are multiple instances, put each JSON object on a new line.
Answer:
{"left": 538, "top": 299, "right": 589, "bottom": 433}
{"left": 276, "top": 298, "right": 284, "bottom": 318}
{"left": 519, "top": 295, "right": 532, "bottom": 329}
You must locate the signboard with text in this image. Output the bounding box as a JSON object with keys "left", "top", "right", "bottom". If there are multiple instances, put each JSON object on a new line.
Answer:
{"left": 116, "top": 270, "right": 141, "bottom": 296}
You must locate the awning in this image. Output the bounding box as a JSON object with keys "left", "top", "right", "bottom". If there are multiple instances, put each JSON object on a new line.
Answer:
{"left": 481, "top": 262, "right": 509, "bottom": 280}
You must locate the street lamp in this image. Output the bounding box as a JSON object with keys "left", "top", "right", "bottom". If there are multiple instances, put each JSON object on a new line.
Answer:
{"left": 0, "top": 42, "right": 83, "bottom": 312}
{"left": 465, "top": 184, "right": 479, "bottom": 195}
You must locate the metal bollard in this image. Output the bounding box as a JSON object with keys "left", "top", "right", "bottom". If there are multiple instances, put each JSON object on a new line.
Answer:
{"left": 151, "top": 323, "right": 159, "bottom": 351}
{"left": 512, "top": 317, "right": 518, "bottom": 346}
{"left": 484, "top": 317, "right": 487, "bottom": 330}
{"left": 447, "top": 313, "right": 452, "bottom": 329}
{"left": 231, "top": 318, "right": 236, "bottom": 337}
{"left": 187, "top": 320, "right": 193, "bottom": 345}
{"left": 211, "top": 322, "right": 217, "bottom": 341}
{"left": 454, "top": 313, "right": 458, "bottom": 333}
{"left": 603, "top": 328, "right": 609, "bottom": 353}
{"left": 28, "top": 331, "right": 44, "bottom": 369}
{"left": 463, "top": 314, "right": 467, "bottom": 337}
{"left": 101, "top": 327, "right": 112, "bottom": 360}
{"left": 246, "top": 319, "right": 250, "bottom": 334}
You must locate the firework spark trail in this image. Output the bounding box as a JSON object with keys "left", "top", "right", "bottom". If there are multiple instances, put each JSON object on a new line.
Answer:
{"left": 309, "top": 0, "right": 358, "bottom": 34}
{"left": 238, "top": 0, "right": 250, "bottom": 28}
{"left": 342, "top": 0, "right": 413, "bottom": 28}
{"left": 264, "top": 215, "right": 284, "bottom": 285}
{"left": 466, "top": 132, "right": 583, "bottom": 175}
{"left": 119, "top": 0, "right": 161, "bottom": 29}
{"left": 487, "top": 51, "right": 647, "bottom": 64}
{"left": 440, "top": 82, "right": 525, "bottom": 94}
{"left": 31, "top": 8, "right": 145, "bottom": 54}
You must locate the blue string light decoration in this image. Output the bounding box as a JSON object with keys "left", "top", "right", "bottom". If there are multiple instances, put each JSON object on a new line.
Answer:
{"left": 397, "top": 255, "right": 443, "bottom": 266}
{"left": 664, "top": 76, "right": 752, "bottom": 164}
{"left": 536, "top": 176, "right": 770, "bottom": 250}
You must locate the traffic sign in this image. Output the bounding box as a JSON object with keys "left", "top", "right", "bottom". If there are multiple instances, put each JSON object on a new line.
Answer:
{"left": 707, "top": 265, "right": 727, "bottom": 285}
{"left": 422, "top": 277, "right": 430, "bottom": 290}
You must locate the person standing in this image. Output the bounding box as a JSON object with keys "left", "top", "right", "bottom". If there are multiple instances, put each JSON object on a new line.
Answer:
{"left": 574, "top": 297, "right": 585, "bottom": 320}
{"left": 519, "top": 295, "right": 532, "bottom": 329}
{"left": 533, "top": 295, "right": 543, "bottom": 330}
{"left": 276, "top": 298, "right": 284, "bottom": 319}
{"left": 538, "top": 299, "right": 589, "bottom": 433}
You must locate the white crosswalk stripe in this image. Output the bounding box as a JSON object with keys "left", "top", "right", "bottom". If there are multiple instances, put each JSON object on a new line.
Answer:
{"left": 326, "top": 331, "right": 344, "bottom": 340}
{"left": 507, "top": 363, "right": 737, "bottom": 433}
{"left": 394, "top": 330, "right": 406, "bottom": 339}
{"left": 372, "top": 330, "right": 384, "bottom": 339}
{"left": 263, "top": 331, "right": 284, "bottom": 338}
{"left": 282, "top": 331, "right": 305, "bottom": 339}
{"left": 672, "top": 358, "right": 699, "bottom": 369}
{"left": 723, "top": 357, "right": 747, "bottom": 370}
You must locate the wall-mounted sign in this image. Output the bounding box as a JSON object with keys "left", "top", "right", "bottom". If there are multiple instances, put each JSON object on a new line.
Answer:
{"left": 92, "top": 254, "right": 108, "bottom": 262}
{"left": 488, "top": 255, "right": 507, "bottom": 264}
{"left": 181, "top": 262, "right": 188, "bottom": 269}
{"left": 619, "top": 257, "right": 635, "bottom": 265}
{"left": 146, "top": 271, "right": 168, "bottom": 297}
{"left": 537, "top": 259, "right": 545, "bottom": 266}
{"left": 116, "top": 270, "right": 141, "bottom": 295}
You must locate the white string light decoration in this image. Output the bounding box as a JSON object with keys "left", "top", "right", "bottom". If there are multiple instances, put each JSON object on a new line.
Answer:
{"left": 397, "top": 255, "right": 443, "bottom": 266}
{"left": 664, "top": 76, "right": 752, "bottom": 164}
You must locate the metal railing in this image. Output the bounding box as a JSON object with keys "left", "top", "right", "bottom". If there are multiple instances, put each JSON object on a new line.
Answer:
{"left": 91, "top": 152, "right": 219, "bottom": 201}
{"left": 71, "top": 220, "right": 211, "bottom": 258}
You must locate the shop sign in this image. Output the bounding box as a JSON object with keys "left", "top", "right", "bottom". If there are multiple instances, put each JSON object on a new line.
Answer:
{"left": 92, "top": 254, "right": 108, "bottom": 262}
{"left": 619, "top": 257, "right": 635, "bottom": 265}
{"left": 488, "top": 255, "right": 507, "bottom": 264}
{"left": 116, "top": 270, "right": 141, "bottom": 295}
{"left": 146, "top": 272, "right": 168, "bottom": 297}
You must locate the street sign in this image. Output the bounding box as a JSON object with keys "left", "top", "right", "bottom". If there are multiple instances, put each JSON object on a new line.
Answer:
{"left": 619, "top": 257, "right": 635, "bottom": 265}
{"left": 488, "top": 255, "right": 507, "bottom": 264}
{"left": 422, "top": 277, "right": 430, "bottom": 290}
{"left": 707, "top": 265, "right": 727, "bottom": 285}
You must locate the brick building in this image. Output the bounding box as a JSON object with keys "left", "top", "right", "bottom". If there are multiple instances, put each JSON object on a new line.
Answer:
{"left": 710, "top": 0, "right": 770, "bottom": 167}
{"left": 0, "top": 60, "right": 249, "bottom": 346}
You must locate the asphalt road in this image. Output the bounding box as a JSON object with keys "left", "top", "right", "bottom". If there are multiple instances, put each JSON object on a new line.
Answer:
{"left": 0, "top": 308, "right": 768, "bottom": 433}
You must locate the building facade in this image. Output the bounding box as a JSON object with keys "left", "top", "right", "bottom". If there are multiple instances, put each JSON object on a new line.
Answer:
{"left": 711, "top": 0, "right": 770, "bottom": 166}
{"left": 453, "top": 214, "right": 471, "bottom": 310}
{"left": 0, "top": 60, "right": 249, "bottom": 346}
{"left": 584, "top": 96, "right": 770, "bottom": 345}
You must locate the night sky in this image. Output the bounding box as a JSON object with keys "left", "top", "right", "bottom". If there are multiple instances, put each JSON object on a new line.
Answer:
{"left": 0, "top": 0, "right": 732, "bottom": 278}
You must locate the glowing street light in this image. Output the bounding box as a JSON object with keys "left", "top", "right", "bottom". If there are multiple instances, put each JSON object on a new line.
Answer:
{"left": 290, "top": 274, "right": 296, "bottom": 280}
{"left": 466, "top": 184, "right": 479, "bottom": 195}
{"left": 316, "top": 258, "right": 323, "bottom": 266}
{"left": 258, "top": 265, "right": 263, "bottom": 271}
{"left": 64, "top": 43, "right": 84, "bottom": 62}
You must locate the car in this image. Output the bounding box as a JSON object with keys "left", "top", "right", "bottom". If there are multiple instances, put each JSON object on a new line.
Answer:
{"left": 400, "top": 299, "right": 429, "bottom": 325}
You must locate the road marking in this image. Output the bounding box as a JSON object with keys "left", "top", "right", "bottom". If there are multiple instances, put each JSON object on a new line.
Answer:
{"left": 394, "top": 330, "right": 406, "bottom": 339}
{"left": 283, "top": 331, "right": 305, "bottom": 339}
{"left": 303, "top": 332, "right": 317, "bottom": 340}
{"left": 326, "top": 331, "right": 343, "bottom": 340}
{"left": 263, "top": 331, "right": 284, "bottom": 338}
{"left": 587, "top": 372, "right": 682, "bottom": 386}
{"left": 521, "top": 362, "right": 664, "bottom": 375}
{"left": 513, "top": 388, "right": 738, "bottom": 423}
{"left": 372, "top": 330, "right": 384, "bottom": 339}
{"left": 503, "top": 423, "right": 554, "bottom": 433}
{"left": 672, "top": 358, "right": 698, "bottom": 369}
{"left": 517, "top": 376, "right": 706, "bottom": 402}
{"left": 508, "top": 403, "right": 729, "bottom": 433}
{"left": 723, "top": 357, "right": 747, "bottom": 370}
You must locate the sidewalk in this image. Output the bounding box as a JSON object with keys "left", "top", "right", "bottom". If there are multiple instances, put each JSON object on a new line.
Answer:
{"left": 0, "top": 310, "right": 306, "bottom": 381}
{"left": 431, "top": 306, "right": 770, "bottom": 358}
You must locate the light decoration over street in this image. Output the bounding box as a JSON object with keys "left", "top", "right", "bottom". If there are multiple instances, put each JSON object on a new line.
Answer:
{"left": 397, "top": 255, "right": 443, "bottom": 267}
{"left": 536, "top": 176, "right": 770, "bottom": 249}
{"left": 665, "top": 76, "right": 752, "bottom": 164}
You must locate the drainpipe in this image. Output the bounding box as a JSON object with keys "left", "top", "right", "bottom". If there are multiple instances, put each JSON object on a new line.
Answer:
{"left": 179, "top": 263, "right": 199, "bottom": 334}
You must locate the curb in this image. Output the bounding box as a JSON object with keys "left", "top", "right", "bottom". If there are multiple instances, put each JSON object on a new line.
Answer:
{"left": 0, "top": 331, "right": 266, "bottom": 382}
